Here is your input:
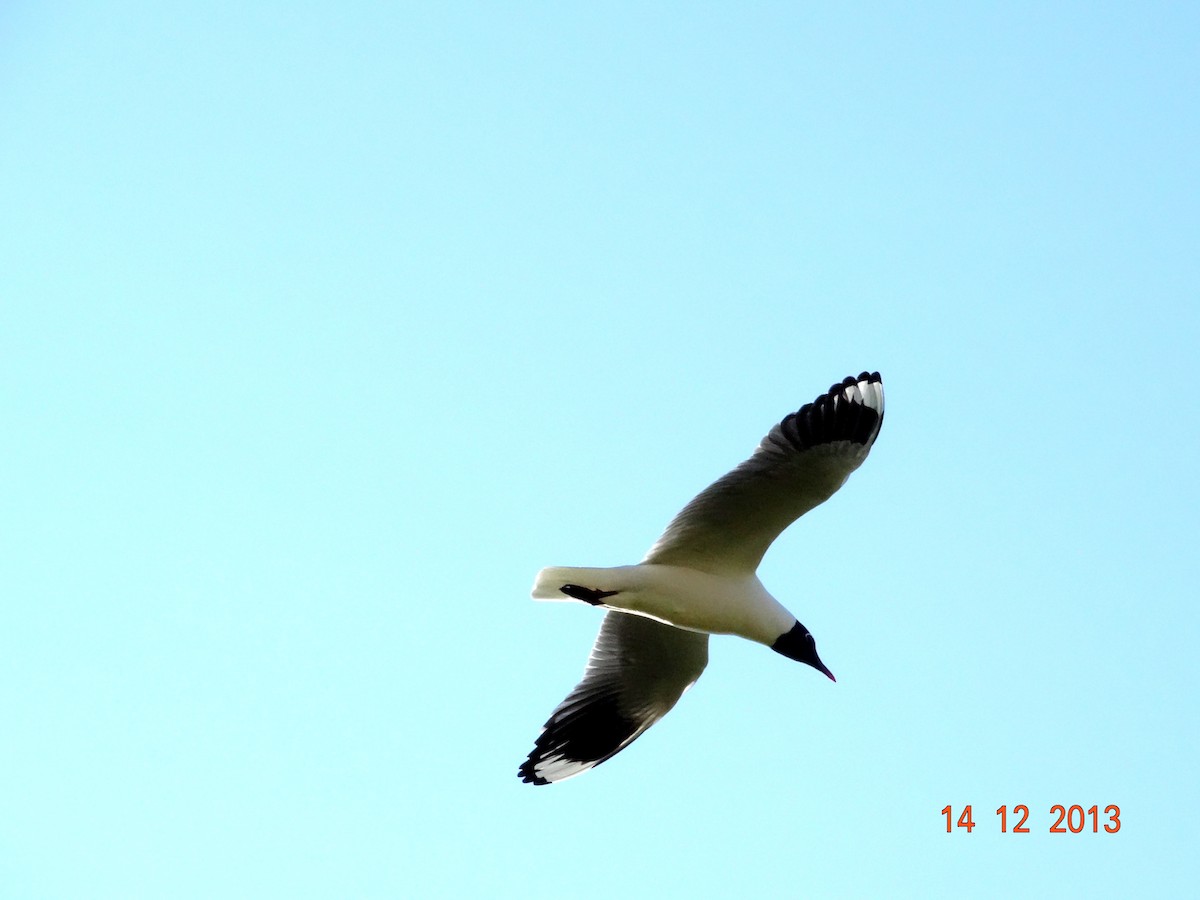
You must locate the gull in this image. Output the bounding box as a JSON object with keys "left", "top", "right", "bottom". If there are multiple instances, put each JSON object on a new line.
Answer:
{"left": 517, "top": 371, "right": 884, "bottom": 785}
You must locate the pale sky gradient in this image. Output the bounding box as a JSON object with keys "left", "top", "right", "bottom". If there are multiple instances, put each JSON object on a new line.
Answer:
{"left": 2, "top": 3, "right": 1197, "bottom": 898}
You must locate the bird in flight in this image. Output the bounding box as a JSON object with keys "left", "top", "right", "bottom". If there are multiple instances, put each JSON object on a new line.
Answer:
{"left": 518, "top": 371, "right": 885, "bottom": 785}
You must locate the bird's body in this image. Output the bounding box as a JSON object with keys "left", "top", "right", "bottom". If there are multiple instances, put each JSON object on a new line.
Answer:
{"left": 519, "top": 371, "right": 885, "bottom": 785}
{"left": 533, "top": 564, "right": 793, "bottom": 646}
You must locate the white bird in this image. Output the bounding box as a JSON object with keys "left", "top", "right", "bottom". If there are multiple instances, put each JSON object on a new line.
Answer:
{"left": 518, "top": 371, "right": 885, "bottom": 785}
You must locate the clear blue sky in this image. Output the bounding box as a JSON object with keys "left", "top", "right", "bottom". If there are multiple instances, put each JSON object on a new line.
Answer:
{"left": 2, "top": 2, "right": 1197, "bottom": 897}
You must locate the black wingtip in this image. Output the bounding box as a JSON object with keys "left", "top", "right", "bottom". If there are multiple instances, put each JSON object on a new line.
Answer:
{"left": 517, "top": 763, "right": 551, "bottom": 786}
{"left": 778, "top": 371, "right": 883, "bottom": 452}
{"left": 517, "top": 690, "right": 642, "bottom": 786}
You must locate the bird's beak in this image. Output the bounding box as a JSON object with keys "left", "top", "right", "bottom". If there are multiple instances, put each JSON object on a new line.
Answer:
{"left": 813, "top": 659, "right": 836, "bottom": 682}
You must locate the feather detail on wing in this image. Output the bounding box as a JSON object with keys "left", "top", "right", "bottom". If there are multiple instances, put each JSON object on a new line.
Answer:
{"left": 518, "top": 612, "right": 709, "bottom": 785}
{"left": 642, "top": 372, "right": 884, "bottom": 575}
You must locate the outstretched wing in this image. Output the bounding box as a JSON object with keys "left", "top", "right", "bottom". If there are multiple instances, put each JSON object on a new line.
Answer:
{"left": 643, "top": 372, "right": 884, "bottom": 575}
{"left": 518, "top": 612, "right": 709, "bottom": 785}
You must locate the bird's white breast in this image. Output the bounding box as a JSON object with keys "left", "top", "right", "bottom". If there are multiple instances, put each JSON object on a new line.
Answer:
{"left": 609, "top": 564, "right": 795, "bottom": 646}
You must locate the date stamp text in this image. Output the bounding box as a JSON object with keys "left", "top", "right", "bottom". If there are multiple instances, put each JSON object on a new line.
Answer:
{"left": 941, "top": 804, "right": 1121, "bottom": 834}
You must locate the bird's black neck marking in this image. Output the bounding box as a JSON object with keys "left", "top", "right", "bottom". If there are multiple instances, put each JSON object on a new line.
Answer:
{"left": 770, "top": 621, "right": 834, "bottom": 681}
{"left": 771, "top": 621, "right": 811, "bottom": 662}
{"left": 559, "top": 584, "right": 619, "bottom": 605}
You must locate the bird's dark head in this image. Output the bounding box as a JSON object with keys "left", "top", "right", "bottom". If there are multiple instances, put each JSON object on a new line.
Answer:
{"left": 770, "top": 621, "right": 836, "bottom": 681}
